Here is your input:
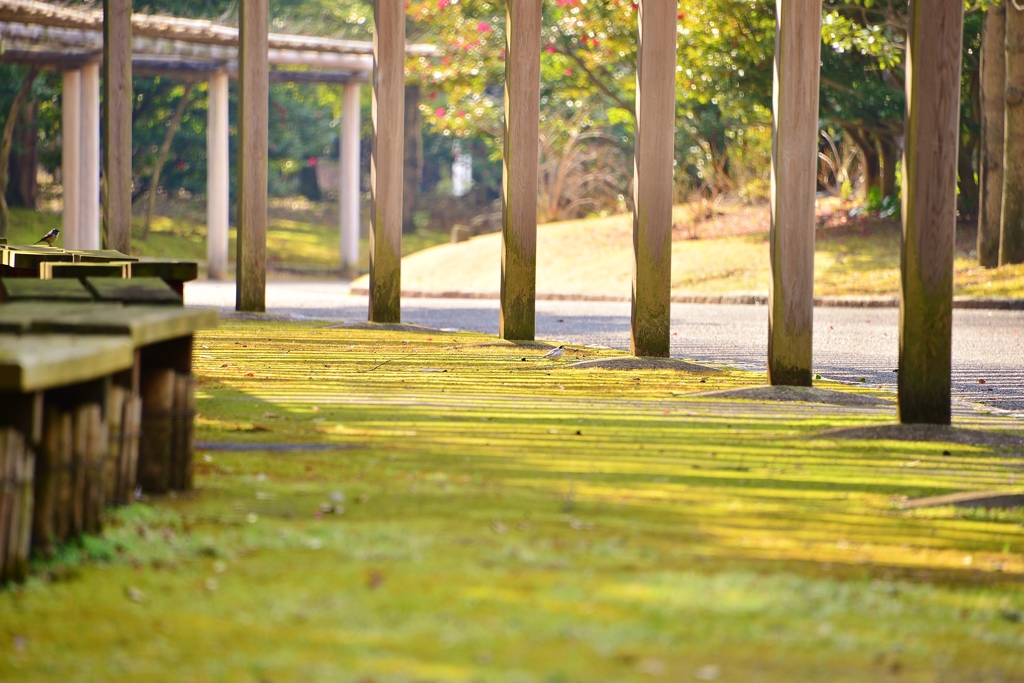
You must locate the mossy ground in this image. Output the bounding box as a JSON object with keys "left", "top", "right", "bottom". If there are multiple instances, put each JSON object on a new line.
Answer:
{"left": 1, "top": 321, "right": 1023, "bottom": 682}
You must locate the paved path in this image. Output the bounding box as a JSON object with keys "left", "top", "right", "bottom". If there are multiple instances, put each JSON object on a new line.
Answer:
{"left": 186, "top": 280, "right": 1024, "bottom": 415}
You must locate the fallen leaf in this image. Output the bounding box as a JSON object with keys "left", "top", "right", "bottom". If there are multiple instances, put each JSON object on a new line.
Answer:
{"left": 125, "top": 586, "right": 146, "bottom": 603}
{"left": 366, "top": 570, "right": 385, "bottom": 590}
{"left": 695, "top": 664, "right": 720, "bottom": 681}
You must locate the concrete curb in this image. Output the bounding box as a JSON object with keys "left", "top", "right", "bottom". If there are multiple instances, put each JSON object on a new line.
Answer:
{"left": 347, "top": 287, "right": 1024, "bottom": 310}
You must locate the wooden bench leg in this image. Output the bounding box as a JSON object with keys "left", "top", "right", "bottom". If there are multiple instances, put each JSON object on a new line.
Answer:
{"left": 0, "top": 393, "right": 41, "bottom": 583}
{"left": 107, "top": 356, "right": 141, "bottom": 506}
{"left": 139, "top": 336, "right": 195, "bottom": 494}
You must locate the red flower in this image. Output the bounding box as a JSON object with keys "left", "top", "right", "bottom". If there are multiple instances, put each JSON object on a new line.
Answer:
{"left": 308, "top": 157, "right": 318, "bottom": 167}
{"left": 435, "top": 108, "right": 446, "bottom": 117}
{"left": 477, "top": 21, "right": 491, "bottom": 32}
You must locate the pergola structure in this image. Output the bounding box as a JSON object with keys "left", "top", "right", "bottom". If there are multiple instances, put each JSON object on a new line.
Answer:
{"left": 0, "top": 0, "right": 434, "bottom": 279}
{"left": 3, "top": 0, "right": 965, "bottom": 425}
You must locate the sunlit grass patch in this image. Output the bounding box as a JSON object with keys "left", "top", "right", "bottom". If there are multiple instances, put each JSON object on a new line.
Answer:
{"left": 1, "top": 320, "right": 1022, "bottom": 681}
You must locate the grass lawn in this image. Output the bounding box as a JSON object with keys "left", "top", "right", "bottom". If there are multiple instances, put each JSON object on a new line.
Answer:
{"left": 360, "top": 201, "right": 1024, "bottom": 299}
{"left": 4, "top": 205, "right": 449, "bottom": 276}
{"left": 1, "top": 322, "right": 1022, "bottom": 681}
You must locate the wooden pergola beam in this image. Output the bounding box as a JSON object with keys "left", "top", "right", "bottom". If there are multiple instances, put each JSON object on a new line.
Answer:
{"left": 368, "top": 0, "right": 405, "bottom": 323}
{"left": 630, "top": 0, "right": 678, "bottom": 357}
{"left": 767, "top": 0, "right": 822, "bottom": 385}
{"left": 103, "top": 0, "right": 132, "bottom": 254}
{"left": 898, "top": 0, "right": 964, "bottom": 424}
{"left": 500, "top": 0, "right": 542, "bottom": 341}
{"left": 236, "top": 0, "right": 268, "bottom": 312}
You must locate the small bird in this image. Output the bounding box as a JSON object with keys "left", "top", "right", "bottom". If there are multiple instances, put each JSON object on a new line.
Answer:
{"left": 33, "top": 228, "right": 60, "bottom": 246}
{"left": 541, "top": 345, "right": 566, "bottom": 361}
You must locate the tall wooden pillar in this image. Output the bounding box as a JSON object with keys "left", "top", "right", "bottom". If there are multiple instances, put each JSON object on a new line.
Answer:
{"left": 340, "top": 81, "right": 361, "bottom": 275}
{"left": 899, "top": 0, "right": 964, "bottom": 424}
{"left": 369, "top": 0, "right": 405, "bottom": 323}
{"left": 207, "top": 71, "right": 230, "bottom": 280}
{"left": 61, "top": 69, "right": 81, "bottom": 251}
{"left": 237, "top": 0, "right": 269, "bottom": 312}
{"left": 1000, "top": 3, "right": 1024, "bottom": 265}
{"left": 500, "top": 0, "right": 542, "bottom": 341}
{"left": 80, "top": 62, "right": 101, "bottom": 251}
{"left": 103, "top": 0, "right": 132, "bottom": 254}
{"left": 768, "top": 0, "right": 821, "bottom": 385}
{"left": 978, "top": 3, "right": 1005, "bottom": 268}
{"left": 630, "top": 0, "right": 678, "bottom": 357}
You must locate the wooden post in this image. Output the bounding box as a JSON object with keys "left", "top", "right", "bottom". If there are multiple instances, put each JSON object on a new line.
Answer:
{"left": 207, "top": 70, "right": 230, "bottom": 280}
{"left": 369, "top": 0, "right": 405, "bottom": 323}
{"left": 630, "top": 0, "right": 678, "bottom": 357}
{"left": 978, "top": 3, "right": 1006, "bottom": 268}
{"left": 103, "top": 0, "right": 132, "bottom": 254}
{"left": 768, "top": 0, "right": 822, "bottom": 384}
{"left": 1000, "top": 2, "right": 1024, "bottom": 265}
{"left": 237, "top": 0, "right": 269, "bottom": 312}
{"left": 899, "top": 0, "right": 963, "bottom": 424}
{"left": 62, "top": 69, "right": 81, "bottom": 251}
{"left": 80, "top": 62, "right": 101, "bottom": 251}
{"left": 500, "top": 0, "right": 542, "bottom": 341}
{"left": 340, "top": 81, "right": 361, "bottom": 275}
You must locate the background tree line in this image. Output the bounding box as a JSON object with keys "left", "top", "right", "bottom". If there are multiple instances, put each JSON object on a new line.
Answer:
{"left": 0, "top": 0, "right": 1021, "bottom": 267}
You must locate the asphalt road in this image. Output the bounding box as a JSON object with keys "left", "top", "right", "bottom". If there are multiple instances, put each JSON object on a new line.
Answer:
{"left": 186, "top": 280, "right": 1024, "bottom": 415}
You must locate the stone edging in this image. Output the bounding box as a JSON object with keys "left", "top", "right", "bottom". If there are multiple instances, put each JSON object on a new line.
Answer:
{"left": 347, "top": 287, "right": 1024, "bottom": 310}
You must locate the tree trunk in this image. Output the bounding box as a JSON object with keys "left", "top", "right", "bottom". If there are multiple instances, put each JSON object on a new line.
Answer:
{"left": 844, "top": 128, "right": 880, "bottom": 196}
{"left": 7, "top": 100, "right": 38, "bottom": 210}
{"left": 978, "top": 2, "right": 1006, "bottom": 267}
{"left": 0, "top": 66, "right": 39, "bottom": 239}
{"left": 1001, "top": 3, "right": 1024, "bottom": 264}
{"left": 402, "top": 84, "right": 423, "bottom": 235}
{"left": 957, "top": 130, "right": 979, "bottom": 218}
{"left": 880, "top": 137, "right": 898, "bottom": 199}
{"left": 143, "top": 83, "right": 193, "bottom": 239}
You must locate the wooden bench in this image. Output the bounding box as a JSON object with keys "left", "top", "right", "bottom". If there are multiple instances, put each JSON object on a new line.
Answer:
{"left": 2, "top": 245, "right": 198, "bottom": 295}
{"left": 0, "top": 334, "right": 135, "bottom": 583}
{"left": 0, "top": 302, "right": 218, "bottom": 497}
{"left": 1, "top": 276, "right": 183, "bottom": 306}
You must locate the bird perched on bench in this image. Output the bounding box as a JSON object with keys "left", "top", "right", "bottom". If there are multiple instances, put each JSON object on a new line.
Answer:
{"left": 33, "top": 228, "right": 60, "bottom": 246}
{"left": 542, "top": 345, "right": 566, "bottom": 361}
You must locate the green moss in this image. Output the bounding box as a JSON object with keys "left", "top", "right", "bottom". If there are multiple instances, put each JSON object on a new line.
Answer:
{"left": 1, "top": 322, "right": 1022, "bottom": 681}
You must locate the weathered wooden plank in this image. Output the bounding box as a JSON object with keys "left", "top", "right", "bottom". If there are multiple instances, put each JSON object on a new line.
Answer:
{"left": 630, "top": 0, "right": 678, "bottom": 357}
{"left": 368, "top": 0, "right": 405, "bottom": 323}
{"left": 1000, "top": 3, "right": 1024, "bottom": 265}
{"left": 129, "top": 260, "right": 200, "bottom": 284}
{"left": 0, "top": 334, "right": 134, "bottom": 393}
{"left": 1, "top": 278, "right": 94, "bottom": 303}
{"left": 978, "top": 3, "right": 1005, "bottom": 268}
{"left": 0, "top": 302, "right": 114, "bottom": 334}
{"left": 768, "top": 0, "right": 822, "bottom": 384}
{"left": 27, "top": 305, "right": 219, "bottom": 347}
{"left": 237, "top": 0, "right": 269, "bottom": 312}
{"left": 499, "top": 0, "right": 542, "bottom": 341}
{"left": 40, "top": 262, "right": 130, "bottom": 279}
{"left": 74, "top": 249, "right": 136, "bottom": 263}
{"left": 5, "top": 249, "right": 76, "bottom": 270}
{"left": 899, "top": 0, "right": 963, "bottom": 424}
{"left": 83, "top": 277, "right": 183, "bottom": 305}
{"left": 103, "top": 0, "right": 133, "bottom": 254}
